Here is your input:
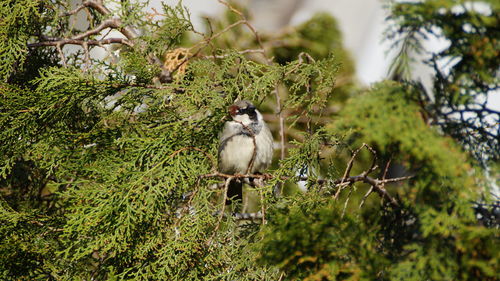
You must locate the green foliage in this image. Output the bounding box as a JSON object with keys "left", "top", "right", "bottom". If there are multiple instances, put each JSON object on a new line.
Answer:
{"left": 120, "top": 51, "right": 162, "bottom": 84}
{"left": 273, "top": 13, "right": 356, "bottom": 107}
{"left": 387, "top": 0, "right": 500, "bottom": 162}
{"left": 0, "top": 0, "right": 498, "bottom": 280}
{"left": 336, "top": 82, "right": 475, "bottom": 208}
{"left": 0, "top": 0, "right": 40, "bottom": 81}
{"left": 135, "top": 1, "right": 196, "bottom": 56}
{"left": 258, "top": 195, "right": 388, "bottom": 280}
{"left": 333, "top": 81, "right": 498, "bottom": 280}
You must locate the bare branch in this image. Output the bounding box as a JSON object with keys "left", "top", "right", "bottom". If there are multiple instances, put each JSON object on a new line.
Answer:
{"left": 82, "top": 41, "right": 90, "bottom": 71}
{"left": 201, "top": 142, "right": 412, "bottom": 209}
{"left": 284, "top": 52, "right": 315, "bottom": 76}
{"left": 59, "top": 0, "right": 113, "bottom": 18}
{"left": 347, "top": 175, "right": 401, "bottom": 207}
{"left": 55, "top": 43, "right": 67, "bottom": 67}
{"left": 208, "top": 177, "right": 232, "bottom": 244}
{"left": 334, "top": 144, "right": 367, "bottom": 199}
{"left": 341, "top": 188, "right": 353, "bottom": 218}
{"left": 361, "top": 144, "right": 378, "bottom": 177}
{"left": 61, "top": 3, "right": 88, "bottom": 17}
{"left": 30, "top": 0, "right": 137, "bottom": 53}
{"left": 259, "top": 190, "right": 266, "bottom": 224}
{"left": 201, "top": 172, "right": 411, "bottom": 185}
{"left": 29, "top": 18, "right": 134, "bottom": 49}
{"left": 199, "top": 172, "right": 268, "bottom": 181}
{"left": 75, "top": 18, "right": 120, "bottom": 40}
{"left": 82, "top": 0, "right": 137, "bottom": 39}
{"left": 167, "top": 19, "right": 250, "bottom": 74}
{"left": 379, "top": 175, "right": 413, "bottom": 184}
{"left": 360, "top": 158, "right": 391, "bottom": 209}
{"left": 84, "top": 0, "right": 111, "bottom": 16}
{"left": 200, "top": 171, "right": 411, "bottom": 208}
{"left": 217, "top": 0, "right": 264, "bottom": 49}
{"left": 359, "top": 186, "right": 374, "bottom": 209}
{"left": 275, "top": 86, "right": 286, "bottom": 161}
{"left": 28, "top": 38, "right": 133, "bottom": 48}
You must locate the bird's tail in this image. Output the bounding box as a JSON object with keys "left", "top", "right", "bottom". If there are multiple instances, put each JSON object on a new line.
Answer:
{"left": 226, "top": 179, "right": 243, "bottom": 205}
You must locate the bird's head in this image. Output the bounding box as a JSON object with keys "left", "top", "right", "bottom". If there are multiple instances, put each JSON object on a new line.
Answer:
{"left": 228, "top": 100, "right": 259, "bottom": 125}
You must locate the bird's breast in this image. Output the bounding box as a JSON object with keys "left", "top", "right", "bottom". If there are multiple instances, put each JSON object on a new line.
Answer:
{"left": 219, "top": 134, "right": 255, "bottom": 174}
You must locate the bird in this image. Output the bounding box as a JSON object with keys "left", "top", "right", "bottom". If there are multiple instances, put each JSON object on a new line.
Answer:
{"left": 218, "top": 100, "right": 273, "bottom": 205}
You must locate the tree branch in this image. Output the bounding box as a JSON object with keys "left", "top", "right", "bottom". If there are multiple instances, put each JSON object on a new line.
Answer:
{"left": 28, "top": 37, "right": 133, "bottom": 48}
{"left": 29, "top": 0, "right": 137, "bottom": 52}
{"left": 200, "top": 172, "right": 412, "bottom": 208}
{"left": 334, "top": 143, "right": 370, "bottom": 199}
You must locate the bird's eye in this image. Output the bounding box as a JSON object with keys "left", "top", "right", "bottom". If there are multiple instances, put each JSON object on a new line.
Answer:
{"left": 247, "top": 108, "right": 257, "bottom": 118}
{"left": 235, "top": 106, "right": 257, "bottom": 119}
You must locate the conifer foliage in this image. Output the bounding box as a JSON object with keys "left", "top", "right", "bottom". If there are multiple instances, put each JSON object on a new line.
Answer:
{"left": 0, "top": 0, "right": 498, "bottom": 280}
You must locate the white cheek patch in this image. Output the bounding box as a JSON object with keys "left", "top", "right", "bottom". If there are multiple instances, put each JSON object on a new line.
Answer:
{"left": 233, "top": 114, "right": 252, "bottom": 125}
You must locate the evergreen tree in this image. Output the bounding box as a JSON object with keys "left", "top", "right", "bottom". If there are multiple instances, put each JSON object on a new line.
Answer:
{"left": 0, "top": 0, "right": 498, "bottom": 280}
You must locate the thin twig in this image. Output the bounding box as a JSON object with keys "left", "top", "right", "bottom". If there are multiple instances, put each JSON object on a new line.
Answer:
{"left": 382, "top": 158, "right": 392, "bottom": 181}
{"left": 217, "top": 0, "right": 264, "bottom": 48}
{"left": 334, "top": 144, "right": 367, "bottom": 199}
{"left": 361, "top": 144, "right": 379, "bottom": 177}
{"left": 61, "top": 2, "right": 89, "bottom": 16}
{"left": 30, "top": 0, "right": 137, "bottom": 53}
{"left": 200, "top": 172, "right": 268, "bottom": 181}
{"left": 28, "top": 38, "right": 133, "bottom": 48}
{"left": 190, "top": 19, "right": 245, "bottom": 52}
{"left": 56, "top": 43, "right": 67, "bottom": 67}
{"left": 359, "top": 186, "right": 374, "bottom": 209}
{"left": 359, "top": 158, "right": 392, "bottom": 209}
{"left": 275, "top": 86, "right": 286, "bottom": 161}
{"left": 259, "top": 189, "right": 266, "bottom": 224}
{"left": 201, "top": 143, "right": 410, "bottom": 208}
{"left": 76, "top": 18, "right": 120, "bottom": 40}
{"left": 84, "top": 0, "right": 137, "bottom": 39}
{"left": 209, "top": 176, "right": 232, "bottom": 244}
{"left": 82, "top": 41, "right": 90, "bottom": 70}
{"left": 166, "top": 18, "right": 253, "bottom": 74}
{"left": 341, "top": 188, "right": 353, "bottom": 218}
{"left": 200, "top": 171, "right": 411, "bottom": 208}
{"left": 202, "top": 171, "right": 411, "bottom": 184}
{"left": 284, "top": 52, "right": 316, "bottom": 76}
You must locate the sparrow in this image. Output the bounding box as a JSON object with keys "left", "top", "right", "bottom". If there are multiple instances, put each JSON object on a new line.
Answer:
{"left": 218, "top": 100, "right": 274, "bottom": 205}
